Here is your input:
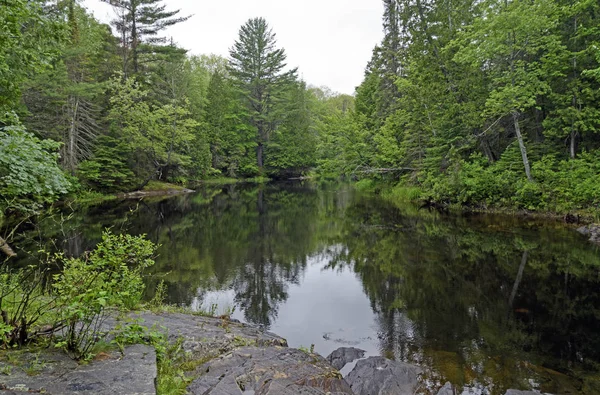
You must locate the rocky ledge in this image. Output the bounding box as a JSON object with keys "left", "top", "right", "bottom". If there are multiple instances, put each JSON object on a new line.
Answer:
{"left": 0, "top": 312, "right": 550, "bottom": 394}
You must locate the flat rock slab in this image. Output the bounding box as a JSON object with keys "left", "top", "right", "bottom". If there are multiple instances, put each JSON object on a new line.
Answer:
{"left": 0, "top": 344, "right": 156, "bottom": 394}
{"left": 437, "top": 382, "right": 456, "bottom": 395}
{"left": 504, "top": 391, "right": 543, "bottom": 395}
{"left": 345, "top": 356, "right": 423, "bottom": 395}
{"left": 106, "top": 311, "right": 286, "bottom": 360}
{"left": 188, "top": 346, "right": 354, "bottom": 395}
{"left": 326, "top": 347, "right": 366, "bottom": 371}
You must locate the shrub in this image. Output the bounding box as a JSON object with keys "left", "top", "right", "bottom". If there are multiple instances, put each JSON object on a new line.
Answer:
{"left": 0, "top": 268, "right": 53, "bottom": 347}
{"left": 53, "top": 231, "right": 156, "bottom": 360}
{"left": 0, "top": 121, "right": 71, "bottom": 215}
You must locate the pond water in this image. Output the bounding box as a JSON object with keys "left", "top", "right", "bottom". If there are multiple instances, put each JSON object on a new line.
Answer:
{"left": 13, "top": 182, "right": 600, "bottom": 394}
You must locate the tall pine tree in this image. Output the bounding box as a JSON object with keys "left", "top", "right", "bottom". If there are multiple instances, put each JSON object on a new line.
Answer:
{"left": 228, "top": 17, "right": 297, "bottom": 173}
{"left": 102, "top": 0, "right": 190, "bottom": 76}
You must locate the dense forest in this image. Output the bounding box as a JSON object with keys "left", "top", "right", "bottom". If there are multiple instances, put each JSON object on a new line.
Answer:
{"left": 1, "top": 0, "right": 600, "bottom": 224}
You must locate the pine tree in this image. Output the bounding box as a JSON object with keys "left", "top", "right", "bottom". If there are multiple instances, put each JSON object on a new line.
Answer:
{"left": 228, "top": 17, "right": 297, "bottom": 173}
{"left": 102, "top": 0, "right": 190, "bottom": 75}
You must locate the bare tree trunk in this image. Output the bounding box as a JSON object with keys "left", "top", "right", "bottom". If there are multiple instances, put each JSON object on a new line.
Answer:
{"left": 512, "top": 111, "right": 532, "bottom": 181}
{"left": 570, "top": 130, "right": 577, "bottom": 159}
{"left": 0, "top": 236, "right": 16, "bottom": 258}
{"left": 480, "top": 138, "right": 496, "bottom": 163}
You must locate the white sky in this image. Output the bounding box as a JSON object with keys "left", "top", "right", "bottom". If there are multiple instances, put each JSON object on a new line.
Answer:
{"left": 81, "top": 0, "right": 384, "bottom": 95}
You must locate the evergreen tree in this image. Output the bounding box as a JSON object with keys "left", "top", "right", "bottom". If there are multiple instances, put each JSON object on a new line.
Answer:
{"left": 102, "top": 0, "right": 190, "bottom": 75}
{"left": 228, "top": 17, "right": 298, "bottom": 173}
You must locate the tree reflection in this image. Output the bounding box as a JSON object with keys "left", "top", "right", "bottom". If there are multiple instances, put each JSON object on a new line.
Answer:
{"left": 11, "top": 183, "right": 600, "bottom": 393}
{"left": 328, "top": 197, "right": 600, "bottom": 393}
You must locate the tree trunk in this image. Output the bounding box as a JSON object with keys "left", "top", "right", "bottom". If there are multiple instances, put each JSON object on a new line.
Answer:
{"left": 570, "top": 130, "right": 577, "bottom": 159}
{"left": 257, "top": 142, "right": 264, "bottom": 172}
{"left": 131, "top": 6, "right": 138, "bottom": 74}
{"left": 0, "top": 236, "right": 16, "bottom": 258}
{"left": 512, "top": 111, "right": 533, "bottom": 181}
{"left": 480, "top": 138, "right": 496, "bottom": 163}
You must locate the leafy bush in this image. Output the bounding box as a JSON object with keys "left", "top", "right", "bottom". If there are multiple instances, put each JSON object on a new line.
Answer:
{"left": 0, "top": 121, "right": 71, "bottom": 215}
{"left": 0, "top": 268, "right": 53, "bottom": 347}
{"left": 53, "top": 231, "right": 156, "bottom": 359}
{"left": 413, "top": 149, "right": 600, "bottom": 213}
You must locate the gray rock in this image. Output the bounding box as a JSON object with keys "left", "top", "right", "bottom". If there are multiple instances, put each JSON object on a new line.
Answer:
{"left": 576, "top": 224, "right": 600, "bottom": 244}
{"left": 437, "top": 381, "right": 456, "bottom": 395}
{"left": 326, "top": 347, "right": 366, "bottom": 370}
{"left": 104, "top": 311, "right": 286, "bottom": 361}
{"left": 504, "top": 390, "right": 540, "bottom": 395}
{"left": 345, "top": 356, "right": 423, "bottom": 395}
{"left": 577, "top": 226, "right": 591, "bottom": 236}
{"left": 0, "top": 344, "right": 156, "bottom": 395}
{"left": 187, "top": 346, "right": 354, "bottom": 395}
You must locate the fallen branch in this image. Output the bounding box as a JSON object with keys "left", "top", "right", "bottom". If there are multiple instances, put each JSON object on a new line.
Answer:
{"left": 0, "top": 236, "right": 16, "bottom": 257}
{"left": 354, "top": 167, "right": 415, "bottom": 174}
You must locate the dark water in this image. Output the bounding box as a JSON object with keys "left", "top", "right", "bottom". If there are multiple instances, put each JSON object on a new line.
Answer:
{"left": 12, "top": 182, "right": 600, "bottom": 394}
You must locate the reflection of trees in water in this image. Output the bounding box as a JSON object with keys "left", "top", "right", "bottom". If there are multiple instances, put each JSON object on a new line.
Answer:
{"left": 15, "top": 184, "right": 600, "bottom": 392}
{"left": 230, "top": 184, "right": 314, "bottom": 328}
{"left": 328, "top": 198, "right": 600, "bottom": 393}
{"left": 233, "top": 258, "right": 299, "bottom": 328}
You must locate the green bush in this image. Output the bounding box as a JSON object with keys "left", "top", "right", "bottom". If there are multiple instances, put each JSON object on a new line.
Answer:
{"left": 417, "top": 149, "right": 600, "bottom": 213}
{"left": 53, "top": 231, "right": 156, "bottom": 360}
{"left": 0, "top": 121, "right": 71, "bottom": 215}
{"left": 0, "top": 268, "right": 53, "bottom": 347}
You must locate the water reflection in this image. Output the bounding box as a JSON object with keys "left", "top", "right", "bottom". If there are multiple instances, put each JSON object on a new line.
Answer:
{"left": 13, "top": 182, "right": 600, "bottom": 394}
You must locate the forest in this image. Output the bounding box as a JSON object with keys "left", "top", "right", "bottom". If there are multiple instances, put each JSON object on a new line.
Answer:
{"left": 2, "top": 0, "right": 600, "bottom": 224}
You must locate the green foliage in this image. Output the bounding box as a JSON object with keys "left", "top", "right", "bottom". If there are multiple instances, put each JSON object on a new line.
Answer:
{"left": 77, "top": 135, "right": 136, "bottom": 193}
{"left": 53, "top": 231, "right": 156, "bottom": 359}
{"left": 0, "top": 0, "right": 65, "bottom": 113}
{"left": 106, "top": 76, "right": 197, "bottom": 185}
{"left": 104, "top": 0, "right": 190, "bottom": 75}
{"left": 0, "top": 120, "right": 71, "bottom": 215}
{"left": 418, "top": 151, "right": 600, "bottom": 212}
{"left": 228, "top": 17, "right": 299, "bottom": 173}
{"left": 0, "top": 268, "right": 53, "bottom": 348}
{"left": 318, "top": 0, "right": 600, "bottom": 212}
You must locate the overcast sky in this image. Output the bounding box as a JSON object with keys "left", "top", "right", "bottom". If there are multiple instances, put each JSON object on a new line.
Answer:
{"left": 81, "top": 0, "right": 384, "bottom": 95}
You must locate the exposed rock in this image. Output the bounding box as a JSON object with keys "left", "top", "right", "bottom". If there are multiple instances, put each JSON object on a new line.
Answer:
{"left": 345, "top": 356, "right": 423, "bottom": 395}
{"left": 326, "top": 347, "right": 366, "bottom": 370}
{"left": 504, "top": 390, "right": 540, "bottom": 395}
{"left": 577, "top": 224, "right": 600, "bottom": 244}
{"left": 104, "top": 311, "right": 286, "bottom": 361}
{"left": 187, "top": 346, "right": 353, "bottom": 395}
{"left": 0, "top": 345, "right": 155, "bottom": 395}
{"left": 437, "top": 381, "right": 456, "bottom": 395}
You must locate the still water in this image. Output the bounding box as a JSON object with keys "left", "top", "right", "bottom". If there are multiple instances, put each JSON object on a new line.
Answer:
{"left": 15, "top": 182, "right": 600, "bottom": 394}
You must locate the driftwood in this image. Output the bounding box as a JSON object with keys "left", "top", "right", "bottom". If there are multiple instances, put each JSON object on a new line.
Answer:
{"left": 0, "top": 236, "right": 16, "bottom": 257}
{"left": 353, "top": 167, "right": 415, "bottom": 174}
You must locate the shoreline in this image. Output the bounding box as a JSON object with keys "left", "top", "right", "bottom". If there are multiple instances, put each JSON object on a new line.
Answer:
{"left": 0, "top": 310, "right": 548, "bottom": 395}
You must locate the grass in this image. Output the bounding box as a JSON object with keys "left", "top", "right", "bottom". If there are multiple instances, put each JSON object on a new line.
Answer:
{"left": 381, "top": 184, "right": 424, "bottom": 202}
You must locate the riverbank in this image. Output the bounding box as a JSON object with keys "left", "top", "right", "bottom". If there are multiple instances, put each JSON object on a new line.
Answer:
{"left": 0, "top": 311, "right": 548, "bottom": 395}
{"left": 354, "top": 179, "right": 600, "bottom": 224}
{"left": 72, "top": 178, "right": 272, "bottom": 205}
